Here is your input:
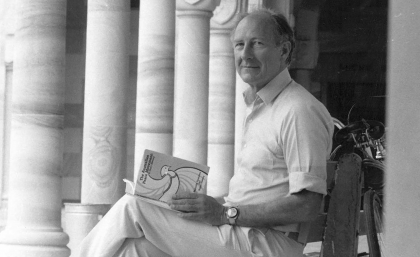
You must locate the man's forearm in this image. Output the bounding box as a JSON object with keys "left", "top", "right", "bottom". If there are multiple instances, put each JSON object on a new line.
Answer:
{"left": 230, "top": 190, "right": 323, "bottom": 228}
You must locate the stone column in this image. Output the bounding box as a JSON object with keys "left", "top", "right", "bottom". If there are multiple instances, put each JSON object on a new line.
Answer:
{"left": 207, "top": 0, "right": 238, "bottom": 198}
{"left": 174, "top": 0, "right": 220, "bottom": 164}
{"left": 0, "top": 0, "right": 13, "bottom": 210}
{"left": 66, "top": 2, "right": 129, "bottom": 255}
{"left": 63, "top": 203, "right": 110, "bottom": 257}
{"left": 0, "top": 0, "right": 70, "bottom": 256}
{"left": 385, "top": 1, "right": 420, "bottom": 256}
{"left": 135, "top": 0, "right": 175, "bottom": 177}
{"left": 0, "top": 0, "right": 15, "bottom": 231}
{"left": 290, "top": 0, "right": 322, "bottom": 92}
{"left": 81, "top": 0, "right": 130, "bottom": 204}
{"left": 247, "top": 0, "right": 265, "bottom": 12}
{"left": 0, "top": 1, "right": 5, "bottom": 211}
{"left": 266, "top": 0, "right": 292, "bottom": 20}
{"left": 0, "top": 56, "right": 12, "bottom": 231}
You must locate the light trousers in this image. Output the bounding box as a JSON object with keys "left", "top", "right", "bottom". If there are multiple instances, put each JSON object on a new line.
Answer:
{"left": 78, "top": 194, "right": 304, "bottom": 257}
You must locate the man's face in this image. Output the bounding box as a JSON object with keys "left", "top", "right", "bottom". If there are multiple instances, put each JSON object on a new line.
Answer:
{"left": 233, "top": 15, "right": 286, "bottom": 91}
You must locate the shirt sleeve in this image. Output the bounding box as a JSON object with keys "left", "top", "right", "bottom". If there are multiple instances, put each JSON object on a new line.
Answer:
{"left": 281, "top": 100, "right": 334, "bottom": 196}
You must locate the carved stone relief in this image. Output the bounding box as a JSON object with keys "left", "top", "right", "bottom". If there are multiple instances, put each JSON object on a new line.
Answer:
{"left": 87, "top": 126, "right": 120, "bottom": 188}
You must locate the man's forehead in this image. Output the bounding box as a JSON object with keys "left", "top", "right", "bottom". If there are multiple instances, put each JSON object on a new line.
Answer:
{"left": 234, "top": 14, "right": 273, "bottom": 40}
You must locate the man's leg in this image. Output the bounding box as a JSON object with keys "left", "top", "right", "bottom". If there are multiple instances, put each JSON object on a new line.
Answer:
{"left": 79, "top": 194, "right": 304, "bottom": 257}
{"left": 78, "top": 194, "right": 253, "bottom": 257}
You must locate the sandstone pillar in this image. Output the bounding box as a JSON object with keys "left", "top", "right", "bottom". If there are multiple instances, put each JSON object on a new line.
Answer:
{"left": 63, "top": 203, "right": 110, "bottom": 257}
{"left": 81, "top": 0, "right": 130, "bottom": 204}
{"left": 135, "top": 0, "right": 175, "bottom": 177}
{"left": 266, "top": 0, "right": 292, "bottom": 20}
{"left": 0, "top": 0, "right": 70, "bottom": 256}
{"left": 0, "top": 58, "right": 12, "bottom": 232}
{"left": 247, "top": 0, "right": 265, "bottom": 12}
{"left": 207, "top": 0, "right": 238, "bottom": 197}
{"left": 66, "top": 2, "right": 130, "bottom": 255}
{"left": 0, "top": 0, "right": 14, "bottom": 226}
{"left": 385, "top": 1, "right": 420, "bottom": 256}
{"left": 174, "top": 0, "right": 220, "bottom": 165}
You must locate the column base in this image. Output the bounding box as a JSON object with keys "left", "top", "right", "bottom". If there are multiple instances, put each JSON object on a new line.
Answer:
{"left": 0, "top": 228, "right": 70, "bottom": 257}
{"left": 0, "top": 244, "right": 70, "bottom": 257}
{"left": 64, "top": 203, "right": 112, "bottom": 257}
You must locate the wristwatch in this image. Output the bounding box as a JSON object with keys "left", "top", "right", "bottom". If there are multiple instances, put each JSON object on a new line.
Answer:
{"left": 226, "top": 206, "right": 239, "bottom": 225}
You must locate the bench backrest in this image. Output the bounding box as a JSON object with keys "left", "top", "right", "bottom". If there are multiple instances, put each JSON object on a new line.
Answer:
{"left": 299, "top": 153, "right": 363, "bottom": 257}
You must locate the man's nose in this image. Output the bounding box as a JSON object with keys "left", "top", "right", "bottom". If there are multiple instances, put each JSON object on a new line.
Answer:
{"left": 241, "top": 44, "right": 253, "bottom": 60}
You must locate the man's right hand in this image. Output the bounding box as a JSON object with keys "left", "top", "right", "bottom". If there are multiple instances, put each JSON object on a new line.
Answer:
{"left": 168, "top": 193, "right": 227, "bottom": 226}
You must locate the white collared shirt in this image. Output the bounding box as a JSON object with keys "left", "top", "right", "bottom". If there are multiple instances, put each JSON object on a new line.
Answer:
{"left": 224, "top": 69, "right": 334, "bottom": 231}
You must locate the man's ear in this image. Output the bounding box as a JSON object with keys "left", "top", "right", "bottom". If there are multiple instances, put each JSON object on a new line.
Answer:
{"left": 281, "top": 41, "right": 292, "bottom": 58}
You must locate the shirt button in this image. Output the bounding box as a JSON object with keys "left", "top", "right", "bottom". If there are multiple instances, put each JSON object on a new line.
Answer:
{"left": 243, "top": 144, "right": 247, "bottom": 148}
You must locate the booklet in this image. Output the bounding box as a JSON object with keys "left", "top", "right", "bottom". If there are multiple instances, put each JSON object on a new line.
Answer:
{"left": 124, "top": 149, "right": 209, "bottom": 211}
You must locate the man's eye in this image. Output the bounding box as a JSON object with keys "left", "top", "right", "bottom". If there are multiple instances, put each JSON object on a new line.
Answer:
{"left": 235, "top": 43, "right": 244, "bottom": 48}
{"left": 254, "top": 41, "right": 263, "bottom": 46}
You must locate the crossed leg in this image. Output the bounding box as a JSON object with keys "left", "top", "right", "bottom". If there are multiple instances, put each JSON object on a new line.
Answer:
{"left": 78, "top": 194, "right": 304, "bottom": 257}
{"left": 78, "top": 194, "right": 256, "bottom": 257}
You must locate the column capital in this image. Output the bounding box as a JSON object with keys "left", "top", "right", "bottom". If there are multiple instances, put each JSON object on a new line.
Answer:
{"left": 176, "top": 0, "right": 221, "bottom": 12}
{"left": 211, "top": 0, "right": 241, "bottom": 30}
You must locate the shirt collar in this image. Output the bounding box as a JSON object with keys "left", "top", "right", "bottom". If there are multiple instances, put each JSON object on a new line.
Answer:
{"left": 243, "top": 69, "right": 292, "bottom": 106}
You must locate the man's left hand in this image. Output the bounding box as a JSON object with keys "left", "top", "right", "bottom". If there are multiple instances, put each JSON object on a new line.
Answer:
{"left": 168, "top": 193, "right": 226, "bottom": 226}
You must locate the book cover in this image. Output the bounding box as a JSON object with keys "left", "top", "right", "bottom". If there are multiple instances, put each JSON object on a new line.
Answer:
{"left": 124, "top": 149, "right": 209, "bottom": 210}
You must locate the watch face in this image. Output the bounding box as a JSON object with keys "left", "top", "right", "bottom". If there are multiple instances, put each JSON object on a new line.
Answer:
{"left": 227, "top": 207, "right": 238, "bottom": 218}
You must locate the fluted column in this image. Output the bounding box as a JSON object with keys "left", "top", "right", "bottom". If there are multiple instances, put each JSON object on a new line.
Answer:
{"left": 174, "top": 0, "right": 220, "bottom": 164}
{"left": 135, "top": 0, "right": 175, "bottom": 176}
{"left": 385, "top": 1, "right": 420, "bottom": 256}
{"left": 0, "top": 0, "right": 70, "bottom": 256}
{"left": 207, "top": 0, "right": 238, "bottom": 197}
{"left": 81, "top": 0, "right": 130, "bottom": 204}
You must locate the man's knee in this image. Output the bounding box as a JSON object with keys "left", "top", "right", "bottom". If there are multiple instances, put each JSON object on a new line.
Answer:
{"left": 114, "top": 194, "right": 141, "bottom": 214}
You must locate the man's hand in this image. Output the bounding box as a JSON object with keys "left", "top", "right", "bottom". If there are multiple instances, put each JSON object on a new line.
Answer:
{"left": 168, "top": 192, "right": 226, "bottom": 226}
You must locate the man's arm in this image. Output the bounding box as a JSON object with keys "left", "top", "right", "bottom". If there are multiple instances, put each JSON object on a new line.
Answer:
{"left": 168, "top": 189, "right": 322, "bottom": 226}
{"left": 234, "top": 189, "right": 322, "bottom": 227}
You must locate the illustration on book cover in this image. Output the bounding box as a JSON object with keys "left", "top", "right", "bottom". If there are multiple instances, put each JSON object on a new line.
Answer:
{"left": 125, "top": 149, "right": 209, "bottom": 203}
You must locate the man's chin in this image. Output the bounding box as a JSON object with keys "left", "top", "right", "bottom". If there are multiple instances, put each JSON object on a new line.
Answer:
{"left": 239, "top": 72, "right": 259, "bottom": 83}
{"left": 239, "top": 76, "right": 253, "bottom": 84}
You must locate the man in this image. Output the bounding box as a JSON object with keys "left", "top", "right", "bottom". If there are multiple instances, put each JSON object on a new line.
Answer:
{"left": 79, "top": 8, "right": 333, "bottom": 257}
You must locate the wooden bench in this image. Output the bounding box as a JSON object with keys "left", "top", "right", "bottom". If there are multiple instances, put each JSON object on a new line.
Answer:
{"left": 300, "top": 153, "right": 367, "bottom": 257}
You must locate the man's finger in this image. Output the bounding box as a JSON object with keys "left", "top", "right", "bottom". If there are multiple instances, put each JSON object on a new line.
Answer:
{"left": 177, "top": 211, "right": 202, "bottom": 221}
{"left": 169, "top": 197, "right": 201, "bottom": 211}
{"left": 168, "top": 197, "right": 198, "bottom": 206}
{"left": 170, "top": 202, "right": 198, "bottom": 212}
{"left": 171, "top": 192, "right": 199, "bottom": 199}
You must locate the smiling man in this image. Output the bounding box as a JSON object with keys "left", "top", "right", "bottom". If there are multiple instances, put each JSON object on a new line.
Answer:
{"left": 79, "top": 8, "right": 334, "bottom": 257}
{"left": 233, "top": 12, "right": 290, "bottom": 92}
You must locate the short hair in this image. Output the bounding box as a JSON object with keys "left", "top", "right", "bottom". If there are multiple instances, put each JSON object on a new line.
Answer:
{"left": 231, "top": 8, "right": 296, "bottom": 65}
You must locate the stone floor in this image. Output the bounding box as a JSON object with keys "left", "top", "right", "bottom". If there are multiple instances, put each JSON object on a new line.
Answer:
{"left": 303, "top": 235, "right": 369, "bottom": 256}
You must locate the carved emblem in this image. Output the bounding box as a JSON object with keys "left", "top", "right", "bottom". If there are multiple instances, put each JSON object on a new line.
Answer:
{"left": 87, "top": 126, "right": 120, "bottom": 188}
{"left": 212, "top": 0, "right": 239, "bottom": 26}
